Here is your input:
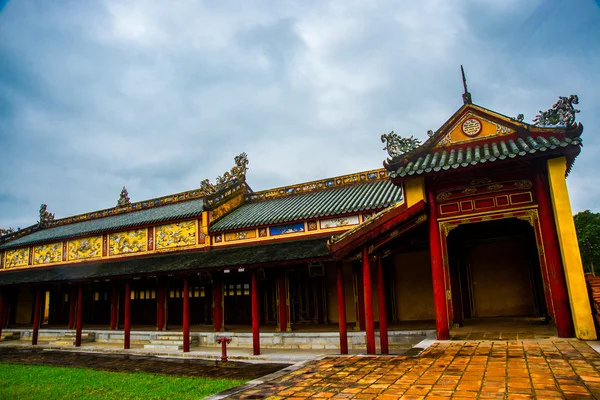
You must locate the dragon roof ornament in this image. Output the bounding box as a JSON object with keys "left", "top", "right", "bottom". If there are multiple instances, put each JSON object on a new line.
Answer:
{"left": 381, "top": 131, "right": 422, "bottom": 159}
{"left": 0, "top": 227, "right": 16, "bottom": 236}
{"left": 117, "top": 186, "right": 131, "bottom": 207}
{"left": 38, "top": 204, "right": 55, "bottom": 228}
{"left": 200, "top": 152, "right": 249, "bottom": 196}
{"left": 533, "top": 95, "right": 580, "bottom": 128}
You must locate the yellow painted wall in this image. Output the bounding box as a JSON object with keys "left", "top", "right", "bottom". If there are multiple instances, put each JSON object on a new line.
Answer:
{"left": 393, "top": 250, "right": 436, "bottom": 321}
{"left": 155, "top": 221, "right": 196, "bottom": 249}
{"left": 404, "top": 177, "right": 426, "bottom": 207}
{"left": 547, "top": 157, "right": 596, "bottom": 340}
{"left": 326, "top": 261, "right": 379, "bottom": 324}
{"left": 15, "top": 285, "right": 33, "bottom": 324}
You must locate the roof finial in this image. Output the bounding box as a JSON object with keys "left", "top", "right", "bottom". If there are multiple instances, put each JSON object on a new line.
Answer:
{"left": 461, "top": 65, "right": 472, "bottom": 105}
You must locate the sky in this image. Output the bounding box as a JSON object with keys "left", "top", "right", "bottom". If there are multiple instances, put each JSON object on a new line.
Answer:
{"left": 0, "top": 0, "right": 599, "bottom": 230}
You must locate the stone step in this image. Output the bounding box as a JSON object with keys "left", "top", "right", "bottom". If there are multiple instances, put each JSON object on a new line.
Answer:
{"left": 149, "top": 338, "right": 199, "bottom": 345}
{"left": 143, "top": 344, "right": 183, "bottom": 350}
{"left": 0, "top": 332, "right": 21, "bottom": 341}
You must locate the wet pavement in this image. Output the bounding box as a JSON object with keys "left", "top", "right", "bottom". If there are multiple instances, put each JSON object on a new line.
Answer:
{"left": 0, "top": 347, "right": 290, "bottom": 380}
{"left": 228, "top": 340, "right": 600, "bottom": 399}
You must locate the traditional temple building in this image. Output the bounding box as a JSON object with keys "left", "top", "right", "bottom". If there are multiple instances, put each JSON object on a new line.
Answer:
{"left": 0, "top": 84, "right": 595, "bottom": 355}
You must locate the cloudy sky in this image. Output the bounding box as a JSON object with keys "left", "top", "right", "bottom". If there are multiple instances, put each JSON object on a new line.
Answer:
{"left": 1, "top": 0, "right": 599, "bottom": 229}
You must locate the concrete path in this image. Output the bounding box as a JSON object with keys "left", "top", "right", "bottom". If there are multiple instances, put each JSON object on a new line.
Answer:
{"left": 227, "top": 340, "right": 600, "bottom": 399}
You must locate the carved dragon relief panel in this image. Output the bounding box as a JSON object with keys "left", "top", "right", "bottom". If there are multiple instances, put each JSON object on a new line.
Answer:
{"left": 5, "top": 248, "right": 29, "bottom": 268}
{"left": 33, "top": 242, "right": 63, "bottom": 265}
{"left": 155, "top": 220, "right": 196, "bottom": 250}
{"left": 68, "top": 236, "right": 103, "bottom": 261}
{"left": 109, "top": 229, "right": 147, "bottom": 256}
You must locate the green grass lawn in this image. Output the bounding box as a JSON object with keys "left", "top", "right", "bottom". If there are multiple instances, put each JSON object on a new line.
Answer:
{"left": 0, "top": 363, "right": 246, "bottom": 399}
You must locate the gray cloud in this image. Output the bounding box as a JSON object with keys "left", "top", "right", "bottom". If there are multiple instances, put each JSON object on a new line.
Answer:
{"left": 0, "top": 0, "right": 599, "bottom": 229}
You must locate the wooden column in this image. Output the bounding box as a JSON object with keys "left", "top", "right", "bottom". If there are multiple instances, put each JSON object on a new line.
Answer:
{"left": 68, "top": 288, "right": 76, "bottom": 329}
{"left": 277, "top": 274, "right": 287, "bottom": 332}
{"left": 355, "top": 269, "right": 366, "bottom": 330}
{"left": 124, "top": 282, "right": 131, "bottom": 350}
{"left": 32, "top": 288, "right": 42, "bottom": 345}
{"left": 75, "top": 285, "right": 83, "bottom": 347}
{"left": 183, "top": 277, "right": 190, "bottom": 353}
{"left": 377, "top": 256, "right": 389, "bottom": 354}
{"left": 213, "top": 280, "right": 223, "bottom": 332}
{"left": 428, "top": 188, "right": 450, "bottom": 340}
{"left": 363, "top": 247, "right": 376, "bottom": 354}
{"left": 156, "top": 280, "right": 166, "bottom": 331}
{"left": 535, "top": 169, "right": 575, "bottom": 337}
{"left": 251, "top": 270, "right": 260, "bottom": 355}
{"left": 336, "top": 263, "right": 348, "bottom": 354}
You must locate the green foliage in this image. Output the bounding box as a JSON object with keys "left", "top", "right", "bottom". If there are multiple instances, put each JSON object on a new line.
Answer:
{"left": 0, "top": 364, "right": 246, "bottom": 399}
{"left": 574, "top": 210, "right": 600, "bottom": 274}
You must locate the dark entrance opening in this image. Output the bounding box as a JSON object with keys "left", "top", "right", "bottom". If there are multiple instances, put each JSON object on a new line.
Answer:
{"left": 448, "top": 218, "right": 547, "bottom": 325}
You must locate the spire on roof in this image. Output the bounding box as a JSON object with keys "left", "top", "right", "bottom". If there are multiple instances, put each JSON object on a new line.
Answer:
{"left": 461, "top": 65, "right": 472, "bottom": 105}
{"left": 117, "top": 186, "right": 131, "bottom": 207}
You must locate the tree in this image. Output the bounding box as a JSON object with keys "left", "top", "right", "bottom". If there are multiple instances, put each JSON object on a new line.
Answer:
{"left": 574, "top": 210, "right": 600, "bottom": 274}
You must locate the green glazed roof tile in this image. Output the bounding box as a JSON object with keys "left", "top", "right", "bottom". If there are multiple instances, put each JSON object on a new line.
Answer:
{"left": 390, "top": 135, "right": 581, "bottom": 179}
{"left": 210, "top": 179, "right": 402, "bottom": 232}
{"left": 0, "top": 199, "right": 204, "bottom": 250}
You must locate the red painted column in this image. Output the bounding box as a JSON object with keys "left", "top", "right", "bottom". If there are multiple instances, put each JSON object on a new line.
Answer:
{"left": 157, "top": 280, "right": 165, "bottom": 331}
{"left": 32, "top": 288, "right": 42, "bottom": 345}
{"left": 355, "top": 269, "right": 366, "bottom": 331}
{"left": 377, "top": 256, "right": 389, "bottom": 355}
{"left": 363, "top": 247, "right": 376, "bottom": 355}
{"left": 110, "top": 284, "right": 118, "bottom": 330}
{"left": 1, "top": 292, "right": 9, "bottom": 329}
{"left": 213, "top": 280, "right": 223, "bottom": 332}
{"left": 534, "top": 170, "right": 575, "bottom": 337}
{"left": 75, "top": 285, "right": 83, "bottom": 347}
{"left": 251, "top": 271, "right": 260, "bottom": 355}
{"left": 124, "top": 282, "right": 131, "bottom": 350}
{"left": 336, "top": 263, "right": 348, "bottom": 354}
{"left": 68, "top": 288, "right": 76, "bottom": 329}
{"left": 428, "top": 188, "right": 450, "bottom": 340}
{"left": 183, "top": 277, "right": 190, "bottom": 353}
{"left": 277, "top": 274, "right": 287, "bottom": 332}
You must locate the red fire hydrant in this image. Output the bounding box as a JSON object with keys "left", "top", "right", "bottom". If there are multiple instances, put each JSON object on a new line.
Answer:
{"left": 216, "top": 336, "right": 232, "bottom": 362}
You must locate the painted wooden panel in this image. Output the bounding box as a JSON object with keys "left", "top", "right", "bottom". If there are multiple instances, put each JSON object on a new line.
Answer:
{"left": 68, "top": 236, "right": 103, "bottom": 261}
{"left": 33, "top": 242, "right": 63, "bottom": 265}
{"left": 319, "top": 215, "right": 360, "bottom": 229}
{"left": 5, "top": 248, "right": 29, "bottom": 268}
{"left": 435, "top": 113, "right": 514, "bottom": 148}
{"left": 269, "top": 222, "right": 305, "bottom": 236}
{"left": 225, "top": 229, "right": 257, "bottom": 242}
{"left": 109, "top": 229, "right": 147, "bottom": 255}
{"left": 155, "top": 220, "right": 196, "bottom": 249}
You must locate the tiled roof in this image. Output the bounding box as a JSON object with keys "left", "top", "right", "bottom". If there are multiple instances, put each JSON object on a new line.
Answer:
{"left": 0, "top": 236, "right": 330, "bottom": 285}
{"left": 389, "top": 136, "right": 581, "bottom": 179}
{"left": 210, "top": 179, "right": 402, "bottom": 232}
{"left": 0, "top": 199, "right": 203, "bottom": 250}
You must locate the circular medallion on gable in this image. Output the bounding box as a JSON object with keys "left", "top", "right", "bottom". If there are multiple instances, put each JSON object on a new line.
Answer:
{"left": 461, "top": 118, "right": 482, "bottom": 137}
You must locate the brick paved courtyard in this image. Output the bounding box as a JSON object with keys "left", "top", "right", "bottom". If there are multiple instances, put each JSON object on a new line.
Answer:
{"left": 230, "top": 340, "right": 600, "bottom": 399}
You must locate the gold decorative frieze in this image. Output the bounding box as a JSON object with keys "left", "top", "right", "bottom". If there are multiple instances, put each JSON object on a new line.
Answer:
{"left": 109, "top": 229, "right": 147, "bottom": 256}
{"left": 68, "top": 236, "right": 103, "bottom": 261}
{"left": 155, "top": 220, "right": 196, "bottom": 250}
{"left": 33, "top": 242, "right": 63, "bottom": 265}
{"left": 225, "top": 229, "right": 257, "bottom": 242}
{"left": 5, "top": 248, "right": 29, "bottom": 268}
